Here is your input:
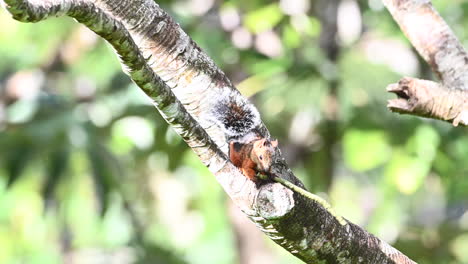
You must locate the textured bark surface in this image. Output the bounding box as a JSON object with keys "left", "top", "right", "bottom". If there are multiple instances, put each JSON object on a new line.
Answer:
{"left": 387, "top": 77, "right": 468, "bottom": 126}
{"left": 3, "top": 0, "right": 415, "bottom": 263}
{"left": 383, "top": 0, "right": 468, "bottom": 126}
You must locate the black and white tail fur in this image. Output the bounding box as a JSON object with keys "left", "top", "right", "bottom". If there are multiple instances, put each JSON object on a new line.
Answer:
{"left": 210, "top": 89, "right": 262, "bottom": 144}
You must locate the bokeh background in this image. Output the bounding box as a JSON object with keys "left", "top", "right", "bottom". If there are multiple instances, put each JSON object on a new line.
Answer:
{"left": 0, "top": 0, "right": 467, "bottom": 263}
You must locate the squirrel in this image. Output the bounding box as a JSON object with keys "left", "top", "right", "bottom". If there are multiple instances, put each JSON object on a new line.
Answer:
{"left": 209, "top": 89, "right": 348, "bottom": 226}
{"left": 229, "top": 138, "right": 278, "bottom": 181}
{"left": 208, "top": 88, "right": 278, "bottom": 181}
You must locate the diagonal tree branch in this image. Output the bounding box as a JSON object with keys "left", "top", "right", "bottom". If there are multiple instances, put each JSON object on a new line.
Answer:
{"left": 383, "top": 0, "right": 468, "bottom": 126}
{"left": 2, "top": 0, "right": 415, "bottom": 263}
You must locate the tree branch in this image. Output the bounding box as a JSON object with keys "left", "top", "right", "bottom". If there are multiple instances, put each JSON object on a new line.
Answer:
{"left": 383, "top": 0, "right": 468, "bottom": 126}
{"left": 387, "top": 77, "right": 468, "bottom": 126}
{"left": 2, "top": 0, "right": 415, "bottom": 263}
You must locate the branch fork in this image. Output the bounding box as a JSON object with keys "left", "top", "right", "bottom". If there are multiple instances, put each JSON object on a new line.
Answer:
{"left": 383, "top": 0, "right": 468, "bottom": 127}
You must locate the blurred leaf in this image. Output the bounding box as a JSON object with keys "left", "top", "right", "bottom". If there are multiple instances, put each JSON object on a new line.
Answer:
{"left": 70, "top": 41, "right": 121, "bottom": 88}
{"left": 136, "top": 243, "right": 188, "bottom": 264}
{"left": 42, "top": 146, "right": 70, "bottom": 208}
{"left": 111, "top": 116, "right": 154, "bottom": 153}
{"left": 385, "top": 150, "right": 430, "bottom": 195}
{"left": 343, "top": 129, "right": 390, "bottom": 172}
{"left": 5, "top": 143, "right": 35, "bottom": 188}
{"left": 101, "top": 200, "right": 132, "bottom": 246}
{"left": 6, "top": 99, "right": 39, "bottom": 124}
{"left": 87, "top": 142, "right": 119, "bottom": 215}
{"left": 288, "top": 15, "right": 321, "bottom": 37}
{"left": 247, "top": 57, "right": 291, "bottom": 77}
{"left": 367, "top": 198, "right": 404, "bottom": 243}
{"left": 244, "top": 4, "right": 283, "bottom": 33}
{"left": 330, "top": 177, "right": 365, "bottom": 225}
{"left": 383, "top": 125, "right": 439, "bottom": 195}
{"left": 450, "top": 233, "right": 468, "bottom": 263}
{"left": 282, "top": 24, "right": 302, "bottom": 49}
{"left": 303, "top": 17, "right": 321, "bottom": 37}
{"left": 0, "top": 227, "right": 14, "bottom": 263}
{"left": 237, "top": 75, "right": 267, "bottom": 97}
{"left": 405, "top": 125, "right": 440, "bottom": 162}
{"left": 0, "top": 13, "right": 74, "bottom": 70}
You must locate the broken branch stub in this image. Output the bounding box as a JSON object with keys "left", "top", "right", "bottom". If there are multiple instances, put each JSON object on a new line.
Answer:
{"left": 387, "top": 77, "right": 468, "bottom": 126}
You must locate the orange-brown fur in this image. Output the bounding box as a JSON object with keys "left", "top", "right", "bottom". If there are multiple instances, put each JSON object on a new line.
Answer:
{"left": 229, "top": 138, "right": 278, "bottom": 181}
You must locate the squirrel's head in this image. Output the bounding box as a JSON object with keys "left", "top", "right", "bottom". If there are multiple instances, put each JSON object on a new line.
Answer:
{"left": 252, "top": 138, "right": 278, "bottom": 172}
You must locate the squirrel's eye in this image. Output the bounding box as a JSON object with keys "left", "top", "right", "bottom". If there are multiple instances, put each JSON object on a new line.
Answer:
{"left": 259, "top": 155, "right": 263, "bottom": 160}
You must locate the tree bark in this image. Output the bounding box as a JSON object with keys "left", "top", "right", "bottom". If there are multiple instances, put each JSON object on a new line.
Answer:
{"left": 383, "top": 0, "right": 468, "bottom": 126}
{"left": 2, "top": 0, "right": 415, "bottom": 263}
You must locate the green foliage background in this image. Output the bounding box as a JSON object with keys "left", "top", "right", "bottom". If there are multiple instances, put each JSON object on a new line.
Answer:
{"left": 0, "top": 0, "right": 467, "bottom": 263}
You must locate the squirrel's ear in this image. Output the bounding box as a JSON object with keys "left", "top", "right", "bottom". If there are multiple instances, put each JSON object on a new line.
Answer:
{"left": 271, "top": 140, "right": 278, "bottom": 147}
